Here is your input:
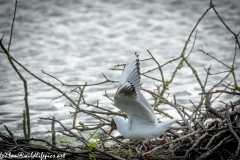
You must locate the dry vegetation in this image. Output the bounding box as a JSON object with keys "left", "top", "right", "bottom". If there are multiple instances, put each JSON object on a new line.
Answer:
{"left": 0, "top": 0, "right": 240, "bottom": 160}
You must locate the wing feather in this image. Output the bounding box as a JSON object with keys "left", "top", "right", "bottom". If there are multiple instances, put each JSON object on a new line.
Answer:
{"left": 116, "top": 82, "right": 137, "bottom": 99}
{"left": 114, "top": 82, "right": 157, "bottom": 126}
{"left": 113, "top": 54, "right": 176, "bottom": 135}
{"left": 117, "top": 53, "right": 155, "bottom": 116}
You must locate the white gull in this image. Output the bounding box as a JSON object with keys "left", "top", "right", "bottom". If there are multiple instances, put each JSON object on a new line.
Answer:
{"left": 109, "top": 53, "right": 177, "bottom": 151}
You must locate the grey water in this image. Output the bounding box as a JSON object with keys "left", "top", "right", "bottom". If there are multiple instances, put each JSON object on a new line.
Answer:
{"left": 0, "top": 0, "right": 239, "bottom": 136}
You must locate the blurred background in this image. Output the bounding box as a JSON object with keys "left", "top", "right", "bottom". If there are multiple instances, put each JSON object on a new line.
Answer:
{"left": 0, "top": 0, "right": 239, "bottom": 136}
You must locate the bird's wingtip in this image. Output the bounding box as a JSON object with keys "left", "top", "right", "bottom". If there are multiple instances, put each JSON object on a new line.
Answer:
{"left": 135, "top": 52, "right": 139, "bottom": 57}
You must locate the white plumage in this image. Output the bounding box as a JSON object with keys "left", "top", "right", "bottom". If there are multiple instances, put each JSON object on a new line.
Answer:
{"left": 110, "top": 53, "right": 177, "bottom": 148}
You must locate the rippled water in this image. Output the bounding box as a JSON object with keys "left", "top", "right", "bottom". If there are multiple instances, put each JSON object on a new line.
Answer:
{"left": 0, "top": 0, "right": 239, "bottom": 136}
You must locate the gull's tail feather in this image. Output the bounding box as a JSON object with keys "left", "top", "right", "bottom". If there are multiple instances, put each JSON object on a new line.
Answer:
{"left": 158, "top": 118, "right": 178, "bottom": 133}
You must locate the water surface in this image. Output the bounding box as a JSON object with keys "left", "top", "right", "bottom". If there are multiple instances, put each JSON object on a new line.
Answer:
{"left": 0, "top": 0, "right": 239, "bottom": 136}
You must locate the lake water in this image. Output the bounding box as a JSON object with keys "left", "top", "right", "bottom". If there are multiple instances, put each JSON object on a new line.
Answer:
{"left": 0, "top": 0, "right": 239, "bottom": 136}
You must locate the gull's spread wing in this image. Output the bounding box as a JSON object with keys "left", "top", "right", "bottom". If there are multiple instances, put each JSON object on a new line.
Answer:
{"left": 114, "top": 53, "right": 157, "bottom": 126}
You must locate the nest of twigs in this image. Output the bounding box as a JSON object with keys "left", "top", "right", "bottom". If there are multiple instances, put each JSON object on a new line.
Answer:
{"left": 1, "top": 99, "right": 240, "bottom": 160}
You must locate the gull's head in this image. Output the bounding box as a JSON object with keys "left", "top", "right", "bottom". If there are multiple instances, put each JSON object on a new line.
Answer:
{"left": 109, "top": 117, "right": 117, "bottom": 135}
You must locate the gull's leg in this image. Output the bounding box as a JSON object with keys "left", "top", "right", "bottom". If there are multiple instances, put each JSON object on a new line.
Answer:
{"left": 146, "top": 141, "right": 151, "bottom": 152}
{"left": 142, "top": 141, "right": 151, "bottom": 152}
{"left": 141, "top": 141, "right": 151, "bottom": 158}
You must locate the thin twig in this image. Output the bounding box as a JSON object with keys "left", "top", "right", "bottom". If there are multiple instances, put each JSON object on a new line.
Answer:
{"left": 204, "top": 94, "right": 225, "bottom": 120}
{"left": 225, "top": 104, "right": 240, "bottom": 158}
{"left": 199, "top": 90, "right": 240, "bottom": 95}
{"left": 212, "top": 6, "right": 240, "bottom": 49}
{"left": 186, "top": 30, "right": 198, "bottom": 58}
{"left": 0, "top": 38, "right": 31, "bottom": 138}
{"left": 8, "top": 0, "right": 18, "bottom": 52}
{"left": 173, "top": 95, "right": 194, "bottom": 133}
{"left": 196, "top": 135, "right": 231, "bottom": 160}
{"left": 147, "top": 50, "right": 166, "bottom": 95}
{"left": 199, "top": 49, "right": 231, "bottom": 69}
{"left": 185, "top": 132, "right": 209, "bottom": 158}
{"left": 42, "top": 70, "right": 118, "bottom": 87}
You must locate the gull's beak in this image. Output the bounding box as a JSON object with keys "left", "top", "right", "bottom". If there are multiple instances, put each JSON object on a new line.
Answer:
{"left": 109, "top": 127, "right": 114, "bottom": 135}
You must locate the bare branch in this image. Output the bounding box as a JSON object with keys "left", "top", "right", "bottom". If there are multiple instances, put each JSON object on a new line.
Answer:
{"left": 225, "top": 104, "right": 240, "bottom": 157}
{"left": 8, "top": 0, "right": 18, "bottom": 52}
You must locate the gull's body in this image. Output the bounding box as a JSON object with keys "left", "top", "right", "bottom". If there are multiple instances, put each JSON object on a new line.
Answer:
{"left": 112, "top": 116, "right": 177, "bottom": 141}
{"left": 110, "top": 53, "right": 177, "bottom": 144}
